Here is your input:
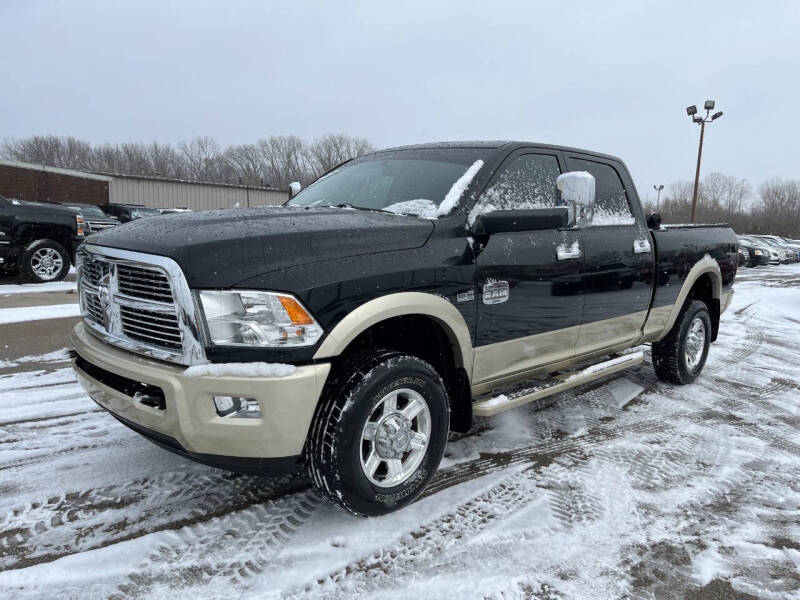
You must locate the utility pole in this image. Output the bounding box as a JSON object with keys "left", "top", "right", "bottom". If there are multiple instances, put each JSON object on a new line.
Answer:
{"left": 653, "top": 184, "right": 664, "bottom": 211}
{"left": 686, "top": 101, "right": 723, "bottom": 222}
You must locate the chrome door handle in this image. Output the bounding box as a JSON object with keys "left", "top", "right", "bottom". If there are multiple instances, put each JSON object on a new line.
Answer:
{"left": 556, "top": 242, "right": 582, "bottom": 260}
{"left": 633, "top": 239, "right": 651, "bottom": 254}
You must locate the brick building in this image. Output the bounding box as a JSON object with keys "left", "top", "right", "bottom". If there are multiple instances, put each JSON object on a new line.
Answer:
{"left": 0, "top": 160, "right": 288, "bottom": 210}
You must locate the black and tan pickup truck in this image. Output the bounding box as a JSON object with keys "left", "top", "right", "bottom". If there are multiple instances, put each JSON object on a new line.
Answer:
{"left": 69, "top": 141, "right": 737, "bottom": 515}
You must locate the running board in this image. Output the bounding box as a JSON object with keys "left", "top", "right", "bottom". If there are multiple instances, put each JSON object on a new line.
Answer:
{"left": 472, "top": 351, "right": 644, "bottom": 417}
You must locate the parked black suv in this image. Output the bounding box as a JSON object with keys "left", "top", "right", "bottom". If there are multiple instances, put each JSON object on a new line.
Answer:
{"left": 61, "top": 202, "right": 120, "bottom": 234}
{"left": 100, "top": 203, "right": 162, "bottom": 223}
{"left": 70, "top": 141, "right": 737, "bottom": 516}
{"left": 0, "top": 194, "right": 85, "bottom": 282}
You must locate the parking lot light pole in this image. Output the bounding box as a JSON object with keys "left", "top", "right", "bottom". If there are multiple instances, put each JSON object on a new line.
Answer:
{"left": 686, "top": 101, "right": 724, "bottom": 223}
{"left": 653, "top": 184, "right": 664, "bottom": 211}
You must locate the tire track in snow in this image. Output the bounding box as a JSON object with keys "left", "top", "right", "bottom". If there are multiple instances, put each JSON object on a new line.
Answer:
{"left": 0, "top": 469, "right": 310, "bottom": 571}
{"left": 110, "top": 491, "right": 321, "bottom": 600}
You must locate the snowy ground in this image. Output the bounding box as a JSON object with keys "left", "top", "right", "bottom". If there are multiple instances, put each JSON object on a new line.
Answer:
{"left": 0, "top": 265, "right": 799, "bottom": 599}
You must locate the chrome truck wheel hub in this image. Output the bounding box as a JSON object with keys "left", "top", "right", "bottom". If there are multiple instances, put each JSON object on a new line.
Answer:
{"left": 31, "top": 248, "right": 63, "bottom": 280}
{"left": 360, "top": 388, "right": 431, "bottom": 488}
{"left": 684, "top": 316, "right": 706, "bottom": 371}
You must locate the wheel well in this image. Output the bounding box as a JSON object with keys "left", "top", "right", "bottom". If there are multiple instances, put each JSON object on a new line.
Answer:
{"left": 686, "top": 273, "right": 720, "bottom": 341}
{"left": 336, "top": 314, "right": 472, "bottom": 433}
{"left": 20, "top": 226, "right": 72, "bottom": 254}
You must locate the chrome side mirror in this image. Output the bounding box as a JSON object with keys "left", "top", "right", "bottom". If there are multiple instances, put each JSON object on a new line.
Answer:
{"left": 289, "top": 181, "right": 302, "bottom": 198}
{"left": 557, "top": 171, "right": 595, "bottom": 225}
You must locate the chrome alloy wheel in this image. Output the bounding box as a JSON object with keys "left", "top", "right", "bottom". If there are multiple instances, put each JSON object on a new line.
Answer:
{"left": 684, "top": 316, "right": 706, "bottom": 371}
{"left": 30, "top": 247, "right": 64, "bottom": 281}
{"left": 359, "top": 388, "right": 431, "bottom": 488}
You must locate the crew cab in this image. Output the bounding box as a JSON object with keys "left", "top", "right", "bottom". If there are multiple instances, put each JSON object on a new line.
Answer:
{"left": 69, "top": 142, "right": 737, "bottom": 516}
{"left": 0, "top": 194, "right": 85, "bottom": 282}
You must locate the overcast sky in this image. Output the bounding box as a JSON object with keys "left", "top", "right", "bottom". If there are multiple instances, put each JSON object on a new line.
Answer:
{"left": 3, "top": 0, "right": 798, "bottom": 200}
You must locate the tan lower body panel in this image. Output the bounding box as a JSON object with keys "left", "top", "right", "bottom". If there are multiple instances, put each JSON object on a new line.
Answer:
{"left": 70, "top": 322, "right": 330, "bottom": 458}
{"left": 472, "top": 310, "right": 650, "bottom": 388}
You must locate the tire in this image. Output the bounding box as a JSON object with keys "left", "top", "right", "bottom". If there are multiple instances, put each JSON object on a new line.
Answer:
{"left": 20, "top": 239, "right": 70, "bottom": 283}
{"left": 306, "top": 349, "right": 450, "bottom": 516}
{"left": 652, "top": 300, "right": 712, "bottom": 385}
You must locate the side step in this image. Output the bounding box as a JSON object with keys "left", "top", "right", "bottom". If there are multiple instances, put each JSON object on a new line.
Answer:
{"left": 472, "top": 351, "right": 644, "bottom": 417}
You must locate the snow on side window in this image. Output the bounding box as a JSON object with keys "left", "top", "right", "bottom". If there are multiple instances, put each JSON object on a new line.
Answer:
{"left": 468, "top": 154, "right": 561, "bottom": 226}
{"left": 568, "top": 158, "right": 635, "bottom": 226}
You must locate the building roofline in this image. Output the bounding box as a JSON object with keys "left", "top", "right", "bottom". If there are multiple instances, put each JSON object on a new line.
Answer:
{"left": 92, "top": 170, "right": 285, "bottom": 192}
{"left": 0, "top": 159, "right": 112, "bottom": 182}
{"left": 0, "top": 159, "right": 286, "bottom": 192}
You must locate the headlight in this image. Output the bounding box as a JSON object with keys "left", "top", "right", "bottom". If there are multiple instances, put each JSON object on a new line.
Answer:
{"left": 75, "top": 215, "right": 86, "bottom": 236}
{"left": 198, "top": 290, "right": 323, "bottom": 347}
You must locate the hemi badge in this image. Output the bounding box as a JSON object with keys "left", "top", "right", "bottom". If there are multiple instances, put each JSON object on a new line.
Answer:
{"left": 456, "top": 290, "right": 475, "bottom": 303}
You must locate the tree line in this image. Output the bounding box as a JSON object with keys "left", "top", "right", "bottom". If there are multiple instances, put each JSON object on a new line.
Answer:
{"left": 643, "top": 172, "right": 800, "bottom": 238}
{"left": 0, "top": 134, "right": 374, "bottom": 190}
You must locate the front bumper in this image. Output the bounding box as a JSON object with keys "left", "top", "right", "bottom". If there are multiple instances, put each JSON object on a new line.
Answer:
{"left": 70, "top": 322, "right": 330, "bottom": 472}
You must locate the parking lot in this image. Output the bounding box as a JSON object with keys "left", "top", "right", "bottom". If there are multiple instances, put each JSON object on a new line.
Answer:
{"left": 0, "top": 264, "right": 798, "bottom": 599}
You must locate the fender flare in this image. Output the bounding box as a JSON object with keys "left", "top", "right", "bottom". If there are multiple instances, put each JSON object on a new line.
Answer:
{"left": 654, "top": 255, "right": 722, "bottom": 342}
{"left": 312, "top": 292, "right": 474, "bottom": 376}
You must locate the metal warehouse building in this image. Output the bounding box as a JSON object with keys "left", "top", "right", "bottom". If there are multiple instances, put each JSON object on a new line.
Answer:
{"left": 0, "top": 160, "right": 289, "bottom": 210}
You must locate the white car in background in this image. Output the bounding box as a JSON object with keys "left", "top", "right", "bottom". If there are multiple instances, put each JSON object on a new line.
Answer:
{"left": 754, "top": 236, "right": 798, "bottom": 264}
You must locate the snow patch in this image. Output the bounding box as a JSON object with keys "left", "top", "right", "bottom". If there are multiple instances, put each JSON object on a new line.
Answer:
{"left": 184, "top": 362, "right": 296, "bottom": 378}
{"left": 0, "top": 303, "right": 80, "bottom": 324}
{"left": 383, "top": 199, "right": 438, "bottom": 218}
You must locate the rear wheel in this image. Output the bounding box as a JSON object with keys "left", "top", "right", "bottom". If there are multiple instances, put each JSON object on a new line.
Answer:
{"left": 20, "top": 239, "right": 70, "bottom": 283}
{"left": 306, "top": 349, "right": 449, "bottom": 516}
{"left": 652, "top": 300, "right": 711, "bottom": 385}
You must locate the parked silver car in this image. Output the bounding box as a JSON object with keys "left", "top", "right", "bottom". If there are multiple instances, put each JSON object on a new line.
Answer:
{"left": 754, "top": 236, "right": 798, "bottom": 264}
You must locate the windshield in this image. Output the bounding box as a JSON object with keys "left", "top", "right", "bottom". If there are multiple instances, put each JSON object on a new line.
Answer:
{"left": 130, "top": 207, "right": 161, "bottom": 219}
{"left": 65, "top": 204, "right": 107, "bottom": 218}
{"left": 286, "top": 148, "right": 489, "bottom": 216}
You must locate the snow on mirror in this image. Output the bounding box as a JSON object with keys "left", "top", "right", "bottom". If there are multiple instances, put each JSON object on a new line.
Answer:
{"left": 556, "top": 171, "right": 595, "bottom": 208}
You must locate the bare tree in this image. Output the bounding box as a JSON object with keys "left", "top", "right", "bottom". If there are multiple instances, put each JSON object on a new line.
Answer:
{"left": 307, "top": 133, "right": 374, "bottom": 178}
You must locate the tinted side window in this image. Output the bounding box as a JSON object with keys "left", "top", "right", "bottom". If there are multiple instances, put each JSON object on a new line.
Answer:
{"left": 568, "top": 158, "right": 634, "bottom": 226}
{"left": 478, "top": 154, "right": 561, "bottom": 212}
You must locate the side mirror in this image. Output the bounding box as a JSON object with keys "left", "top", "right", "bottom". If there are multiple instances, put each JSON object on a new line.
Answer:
{"left": 472, "top": 208, "right": 570, "bottom": 235}
{"left": 556, "top": 171, "right": 595, "bottom": 215}
{"left": 289, "top": 181, "right": 302, "bottom": 198}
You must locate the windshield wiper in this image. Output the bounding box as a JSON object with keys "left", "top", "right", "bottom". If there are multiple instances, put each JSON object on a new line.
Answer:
{"left": 331, "top": 203, "right": 392, "bottom": 214}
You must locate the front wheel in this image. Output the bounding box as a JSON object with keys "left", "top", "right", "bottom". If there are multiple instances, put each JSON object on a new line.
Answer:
{"left": 20, "top": 239, "right": 71, "bottom": 283}
{"left": 652, "top": 300, "right": 712, "bottom": 385}
{"left": 306, "top": 350, "right": 449, "bottom": 516}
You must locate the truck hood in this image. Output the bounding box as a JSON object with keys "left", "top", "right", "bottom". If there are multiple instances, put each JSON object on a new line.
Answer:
{"left": 87, "top": 206, "right": 434, "bottom": 288}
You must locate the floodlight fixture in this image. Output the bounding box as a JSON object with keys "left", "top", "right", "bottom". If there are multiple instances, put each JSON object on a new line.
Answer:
{"left": 686, "top": 105, "right": 698, "bottom": 116}
{"left": 704, "top": 100, "right": 715, "bottom": 110}
{"left": 711, "top": 111, "right": 723, "bottom": 120}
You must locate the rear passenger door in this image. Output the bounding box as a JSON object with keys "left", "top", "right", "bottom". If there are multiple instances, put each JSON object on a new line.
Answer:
{"left": 472, "top": 150, "right": 584, "bottom": 383}
{"left": 566, "top": 154, "right": 653, "bottom": 355}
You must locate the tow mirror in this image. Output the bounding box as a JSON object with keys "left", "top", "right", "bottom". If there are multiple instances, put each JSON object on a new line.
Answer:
{"left": 472, "top": 208, "right": 570, "bottom": 235}
{"left": 289, "top": 181, "right": 302, "bottom": 198}
{"left": 557, "top": 171, "right": 595, "bottom": 223}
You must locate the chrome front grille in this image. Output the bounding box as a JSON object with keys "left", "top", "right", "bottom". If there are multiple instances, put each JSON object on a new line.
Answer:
{"left": 87, "top": 221, "right": 115, "bottom": 233}
{"left": 120, "top": 305, "right": 182, "bottom": 349}
{"left": 117, "top": 264, "right": 173, "bottom": 303}
{"left": 77, "top": 244, "right": 206, "bottom": 365}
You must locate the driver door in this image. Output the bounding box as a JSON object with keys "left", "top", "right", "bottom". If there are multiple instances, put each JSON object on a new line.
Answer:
{"left": 472, "top": 150, "right": 584, "bottom": 384}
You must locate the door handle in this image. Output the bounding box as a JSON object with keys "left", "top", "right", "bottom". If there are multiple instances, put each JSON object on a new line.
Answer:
{"left": 633, "top": 239, "right": 651, "bottom": 254}
{"left": 556, "top": 242, "right": 582, "bottom": 260}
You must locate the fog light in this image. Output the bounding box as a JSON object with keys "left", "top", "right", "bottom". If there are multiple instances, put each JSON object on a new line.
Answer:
{"left": 213, "top": 395, "right": 260, "bottom": 418}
